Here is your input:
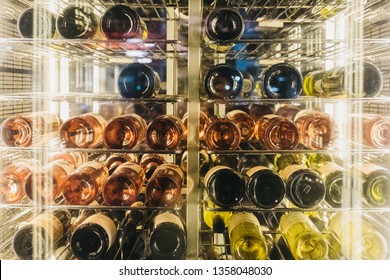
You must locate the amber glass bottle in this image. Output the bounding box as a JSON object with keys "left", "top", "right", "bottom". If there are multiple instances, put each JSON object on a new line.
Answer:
{"left": 0, "top": 159, "right": 40, "bottom": 204}
{"left": 49, "top": 151, "right": 88, "bottom": 168}
{"left": 139, "top": 154, "right": 167, "bottom": 179}
{"left": 105, "top": 153, "right": 137, "bottom": 175}
{"left": 353, "top": 114, "right": 390, "bottom": 149}
{"left": 25, "top": 160, "right": 74, "bottom": 204}
{"left": 1, "top": 112, "right": 60, "bottom": 147}
{"left": 62, "top": 162, "right": 109, "bottom": 205}
{"left": 255, "top": 114, "right": 300, "bottom": 150}
{"left": 182, "top": 111, "right": 210, "bottom": 140}
{"left": 226, "top": 110, "right": 255, "bottom": 142}
{"left": 146, "top": 115, "right": 185, "bottom": 150}
{"left": 204, "top": 118, "right": 241, "bottom": 150}
{"left": 294, "top": 110, "right": 334, "bottom": 150}
{"left": 59, "top": 113, "right": 107, "bottom": 148}
{"left": 102, "top": 162, "right": 145, "bottom": 206}
{"left": 146, "top": 164, "right": 184, "bottom": 207}
{"left": 104, "top": 114, "right": 147, "bottom": 149}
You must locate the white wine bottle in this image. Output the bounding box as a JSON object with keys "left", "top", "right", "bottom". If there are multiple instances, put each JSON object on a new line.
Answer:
{"left": 328, "top": 212, "right": 387, "bottom": 260}
{"left": 227, "top": 212, "right": 268, "bottom": 260}
{"left": 279, "top": 212, "right": 328, "bottom": 260}
{"left": 203, "top": 192, "right": 232, "bottom": 233}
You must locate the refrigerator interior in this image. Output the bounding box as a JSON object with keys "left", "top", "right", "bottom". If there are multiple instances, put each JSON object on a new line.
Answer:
{"left": 0, "top": 0, "right": 389, "bottom": 260}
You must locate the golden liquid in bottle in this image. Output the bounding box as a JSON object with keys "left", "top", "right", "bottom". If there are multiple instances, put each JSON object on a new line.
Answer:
{"left": 329, "top": 212, "right": 387, "bottom": 260}
{"left": 302, "top": 70, "right": 326, "bottom": 97}
{"left": 226, "top": 110, "right": 255, "bottom": 142}
{"left": 255, "top": 114, "right": 300, "bottom": 150}
{"left": 105, "top": 153, "right": 136, "bottom": 174}
{"left": 204, "top": 118, "right": 241, "bottom": 150}
{"left": 274, "top": 153, "right": 307, "bottom": 172}
{"left": 62, "top": 162, "right": 109, "bottom": 205}
{"left": 280, "top": 212, "right": 328, "bottom": 260}
{"left": 59, "top": 113, "right": 107, "bottom": 148}
{"left": 228, "top": 212, "right": 268, "bottom": 260}
{"left": 203, "top": 193, "right": 232, "bottom": 233}
{"left": 104, "top": 114, "right": 147, "bottom": 149}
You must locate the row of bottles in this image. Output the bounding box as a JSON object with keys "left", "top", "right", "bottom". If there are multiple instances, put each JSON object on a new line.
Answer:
{"left": 202, "top": 154, "right": 390, "bottom": 209}
{"left": 204, "top": 61, "right": 383, "bottom": 99}
{"left": 12, "top": 207, "right": 186, "bottom": 260}
{"left": 17, "top": 5, "right": 151, "bottom": 40}
{"left": 0, "top": 112, "right": 185, "bottom": 150}
{"left": 0, "top": 153, "right": 184, "bottom": 207}
{"left": 202, "top": 209, "right": 388, "bottom": 260}
{"left": 6, "top": 109, "right": 388, "bottom": 150}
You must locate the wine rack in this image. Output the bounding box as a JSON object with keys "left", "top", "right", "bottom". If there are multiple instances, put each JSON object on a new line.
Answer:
{"left": 1, "top": 0, "right": 390, "bottom": 260}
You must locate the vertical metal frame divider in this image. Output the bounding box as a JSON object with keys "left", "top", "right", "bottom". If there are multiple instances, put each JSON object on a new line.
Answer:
{"left": 186, "top": 0, "right": 202, "bottom": 259}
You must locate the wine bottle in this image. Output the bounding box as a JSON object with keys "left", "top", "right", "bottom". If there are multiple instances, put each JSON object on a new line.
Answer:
{"left": 114, "top": 202, "right": 145, "bottom": 260}
{"left": 105, "top": 153, "right": 137, "bottom": 175}
{"left": 321, "top": 61, "right": 383, "bottom": 97}
{"left": 273, "top": 153, "right": 307, "bottom": 172}
{"left": 70, "top": 212, "right": 119, "bottom": 260}
{"left": 118, "top": 63, "right": 161, "bottom": 99}
{"left": 59, "top": 113, "right": 107, "bottom": 148}
{"left": 241, "top": 72, "right": 255, "bottom": 98}
{"left": 279, "top": 212, "right": 328, "bottom": 260}
{"left": 149, "top": 212, "right": 187, "bottom": 259}
{"left": 0, "top": 159, "right": 40, "bottom": 204}
{"left": 256, "top": 63, "right": 303, "bottom": 99}
{"left": 210, "top": 154, "right": 240, "bottom": 170}
{"left": 102, "top": 162, "right": 145, "bottom": 206}
{"left": 139, "top": 154, "right": 167, "bottom": 179}
{"left": 294, "top": 110, "right": 334, "bottom": 150}
{"left": 25, "top": 160, "right": 75, "bottom": 204}
{"left": 354, "top": 114, "right": 390, "bottom": 149}
{"left": 13, "top": 209, "right": 72, "bottom": 260}
{"left": 17, "top": 7, "right": 55, "bottom": 38}
{"left": 180, "top": 150, "right": 210, "bottom": 177}
{"left": 204, "top": 165, "right": 245, "bottom": 207}
{"left": 1, "top": 111, "right": 61, "bottom": 147}
{"left": 226, "top": 110, "right": 255, "bottom": 142}
{"left": 314, "top": 162, "right": 346, "bottom": 208}
{"left": 203, "top": 192, "right": 232, "bottom": 233}
{"left": 246, "top": 166, "right": 286, "bottom": 209}
{"left": 203, "top": 64, "right": 243, "bottom": 99}
{"left": 280, "top": 165, "right": 326, "bottom": 208}
{"left": 62, "top": 162, "right": 109, "bottom": 205}
{"left": 101, "top": 5, "right": 147, "bottom": 40}
{"left": 248, "top": 103, "right": 275, "bottom": 122}
{"left": 302, "top": 70, "right": 326, "bottom": 96}
{"left": 204, "top": 8, "right": 244, "bottom": 51}
{"left": 228, "top": 212, "right": 268, "bottom": 260}
{"left": 56, "top": 5, "right": 97, "bottom": 39}
{"left": 146, "top": 115, "right": 185, "bottom": 150}
{"left": 204, "top": 118, "right": 241, "bottom": 150}
{"left": 146, "top": 164, "right": 184, "bottom": 207}
{"left": 255, "top": 114, "right": 300, "bottom": 150}
{"left": 182, "top": 111, "right": 211, "bottom": 140}
{"left": 49, "top": 151, "right": 88, "bottom": 168}
{"left": 103, "top": 114, "right": 147, "bottom": 149}
{"left": 328, "top": 212, "right": 387, "bottom": 259}
{"left": 275, "top": 105, "right": 301, "bottom": 121}
{"left": 353, "top": 162, "right": 390, "bottom": 207}
{"left": 305, "top": 152, "right": 333, "bottom": 169}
